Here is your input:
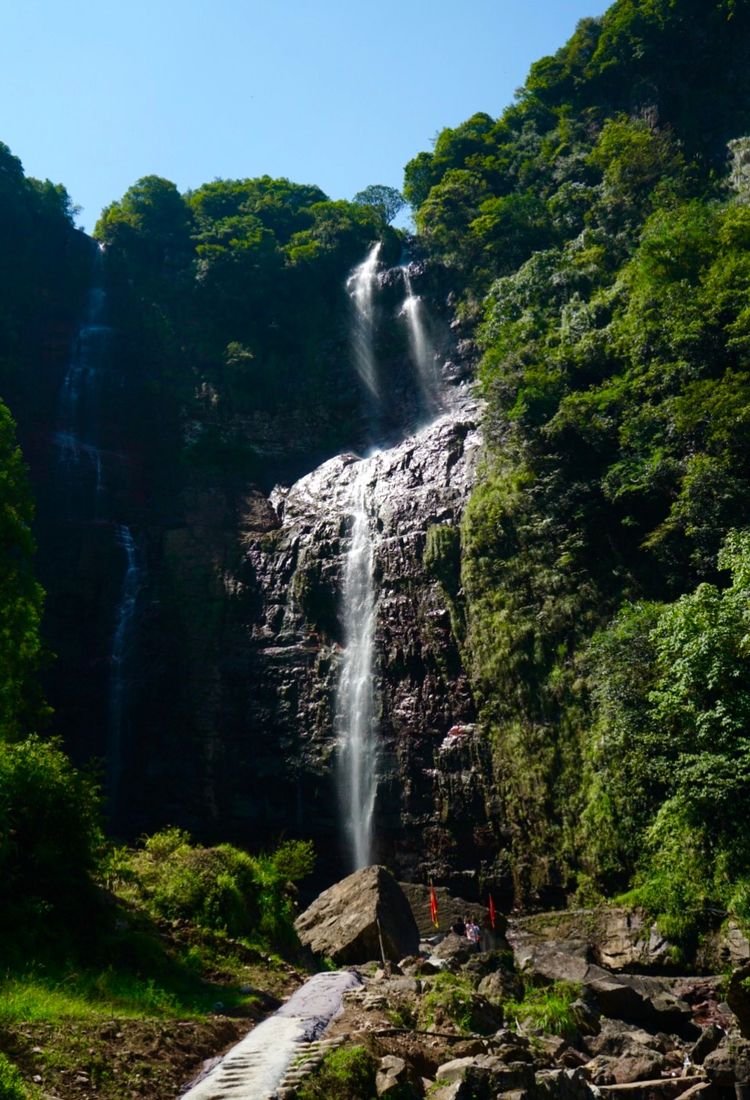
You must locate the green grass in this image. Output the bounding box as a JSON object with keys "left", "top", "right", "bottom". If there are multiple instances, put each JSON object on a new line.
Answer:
{"left": 0, "top": 1052, "right": 35, "bottom": 1100}
{"left": 505, "top": 980, "right": 581, "bottom": 1039}
{"left": 420, "top": 971, "right": 482, "bottom": 1035}
{"left": 0, "top": 966, "right": 258, "bottom": 1026}
{"left": 295, "top": 1047, "right": 377, "bottom": 1100}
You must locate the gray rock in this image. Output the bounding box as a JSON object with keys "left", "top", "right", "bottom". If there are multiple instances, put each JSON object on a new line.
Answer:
{"left": 690, "top": 1024, "right": 725, "bottom": 1065}
{"left": 703, "top": 1034, "right": 750, "bottom": 1085}
{"left": 432, "top": 932, "right": 478, "bottom": 965}
{"left": 230, "top": 397, "right": 492, "bottom": 884}
{"left": 507, "top": 909, "right": 677, "bottom": 974}
{"left": 376, "top": 1054, "right": 421, "bottom": 1097}
{"left": 728, "top": 965, "right": 750, "bottom": 1039}
{"left": 294, "top": 865, "right": 419, "bottom": 964}
{"left": 534, "top": 1067, "right": 601, "bottom": 1100}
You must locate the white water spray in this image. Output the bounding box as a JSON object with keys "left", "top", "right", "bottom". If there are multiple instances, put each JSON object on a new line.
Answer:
{"left": 346, "top": 242, "right": 382, "bottom": 402}
{"left": 400, "top": 267, "right": 443, "bottom": 416}
{"left": 336, "top": 463, "right": 379, "bottom": 870}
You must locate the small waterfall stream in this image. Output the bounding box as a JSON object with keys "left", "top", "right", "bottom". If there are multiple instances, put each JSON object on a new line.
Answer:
{"left": 346, "top": 242, "right": 382, "bottom": 403}
{"left": 55, "top": 261, "right": 110, "bottom": 507}
{"left": 400, "top": 266, "right": 443, "bottom": 418}
{"left": 335, "top": 463, "right": 379, "bottom": 870}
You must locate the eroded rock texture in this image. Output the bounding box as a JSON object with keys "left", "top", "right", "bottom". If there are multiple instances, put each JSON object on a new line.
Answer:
{"left": 209, "top": 394, "right": 500, "bottom": 884}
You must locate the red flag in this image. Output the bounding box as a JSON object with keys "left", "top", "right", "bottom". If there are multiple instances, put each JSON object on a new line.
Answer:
{"left": 429, "top": 883, "right": 439, "bottom": 929}
{"left": 488, "top": 893, "right": 496, "bottom": 930}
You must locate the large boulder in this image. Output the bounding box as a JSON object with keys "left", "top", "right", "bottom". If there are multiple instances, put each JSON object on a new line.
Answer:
{"left": 295, "top": 865, "right": 420, "bottom": 964}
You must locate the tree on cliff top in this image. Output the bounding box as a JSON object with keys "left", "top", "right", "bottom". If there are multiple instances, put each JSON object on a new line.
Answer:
{"left": 353, "top": 184, "right": 405, "bottom": 225}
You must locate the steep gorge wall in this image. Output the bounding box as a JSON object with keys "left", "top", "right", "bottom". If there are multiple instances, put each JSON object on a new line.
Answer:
{"left": 20, "top": 239, "right": 506, "bottom": 895}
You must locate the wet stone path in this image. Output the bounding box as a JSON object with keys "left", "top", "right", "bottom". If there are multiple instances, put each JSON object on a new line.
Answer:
{"left": 180, "top": 971, "right": 361, "bottom": 1100}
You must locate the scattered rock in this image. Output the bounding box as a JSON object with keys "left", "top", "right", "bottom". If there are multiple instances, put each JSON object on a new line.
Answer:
{"left": 703, "top": 1034, "right": 750, "bottom": 1086}
{"left": 690, "top": 1024, "right": 724, "bottom": 1065}
{"left": 376, "top": 1053, "right": 421, "bottom": 1096}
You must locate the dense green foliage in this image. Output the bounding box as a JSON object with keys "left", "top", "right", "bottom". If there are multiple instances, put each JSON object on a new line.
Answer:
{"left": 95, "top": 174, "right": 400, "bottom": 480}
{"left": 0, "top": 141, "right": 88, "bottom": 397}
{"left": 505, "top": 980, "right": 581, "bottom": 1039}
{"left": 108, "top": 828, "right": 314, "bottom": 951}
{"left": 405, "top": 0, "right": 750, "bottom": 929}
{"left": 0, "top": 404, "right": 46, "bottom": 741}
{"left": 0, "top": 736, "right": 102, "bottom": 949}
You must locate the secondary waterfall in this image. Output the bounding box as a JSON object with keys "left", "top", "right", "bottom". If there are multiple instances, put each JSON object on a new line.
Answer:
{"left": 400, "top": 267, "right": 443, "bottom": 417}
{"left": 336, "top": 463, "right": 379, "bottom": 870}
{"left": 55, "top": 253, "right": 110, "bottom": 506}
{"left": 108, "top": 524, "right": 142, "bottom": 811}
{"left": 346, "top": 242, "right": 382, "bottom": 403}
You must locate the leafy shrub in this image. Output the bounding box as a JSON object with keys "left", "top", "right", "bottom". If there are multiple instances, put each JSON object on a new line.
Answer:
{"left": 0, "top": 736, "right": 101, "bottom": 950}
{"left": 295, "top": 1046, "right": 377, "bottom": 1100}
{"left": 110, "top": 828, "right": 314, "bottom": 950}
{"left": 584, "top": 530, "right": 750, "bottom": 945}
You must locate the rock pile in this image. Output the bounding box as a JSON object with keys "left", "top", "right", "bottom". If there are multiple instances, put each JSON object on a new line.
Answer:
{"left": 289, "top": 903, "right": 750, "bottom": 1100}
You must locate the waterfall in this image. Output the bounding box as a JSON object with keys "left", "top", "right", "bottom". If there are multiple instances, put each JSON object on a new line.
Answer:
{"left": 400, "top": 267, "right": 443, "bottom": 417}
{"left": 346, "top": 242, "right": 382, "bottom": 403}
{"left": 55, "top": 265, "right": 110, "bottom": 504}
{"left": 108, "top": 524, "right": 143, "bottom": 810}
{"left": 336, "top": 463, "right": 379, "bottom": 870}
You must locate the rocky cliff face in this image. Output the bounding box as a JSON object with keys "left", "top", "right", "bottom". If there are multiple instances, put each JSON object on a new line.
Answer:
{"left": 22, "top": 243, "right": 504, "bottom": 893}
{"left": 212, "top": 389, "right": 501, "bottom": 888}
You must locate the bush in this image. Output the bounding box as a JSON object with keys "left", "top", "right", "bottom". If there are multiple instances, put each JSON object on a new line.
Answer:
{"left": 0, "top": 736, "right": 101, "bottom": 948}
{"left": 110, "top": 829, "right": 314, "bottom": 950}
{"left": 420, "top": 971, "right": 498, "bottom": 1035}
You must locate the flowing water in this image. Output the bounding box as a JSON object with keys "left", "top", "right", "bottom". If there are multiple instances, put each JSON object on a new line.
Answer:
{"left": 335, "top": 247, "right": 451, "bottom": 869}
{"left": 55, "top": 271, "right": 110, "bottom": 507}
{"left": 335, "top": 462, "right": 379, "bottom": 871}
{"left": 400, "top": 266, "right": 443, "bottom": 418}
{"left": 346, "top": 242, "right": 382, "bottom": 403}
{"left": 180, "top": 971, "right": 360, "bottom": 1100}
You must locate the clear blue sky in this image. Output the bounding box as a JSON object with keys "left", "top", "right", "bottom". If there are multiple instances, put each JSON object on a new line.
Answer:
{"left": 2, "top": 0, "right": 609, "bottom": 233}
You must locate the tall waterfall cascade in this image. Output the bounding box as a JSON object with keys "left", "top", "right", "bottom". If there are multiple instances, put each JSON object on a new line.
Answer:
{"left": 346, "top": 241, "right": 382, "bottom": 402}
{"left": 334, "top": 243, "right": 464, "bottom": 867}
{"left": 336, "top": 463, "right": 379, "bottom": 870}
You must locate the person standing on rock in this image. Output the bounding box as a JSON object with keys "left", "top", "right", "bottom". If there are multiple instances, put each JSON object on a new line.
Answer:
{"left": 467, "top": 918, "right": 481, "bottom": 949}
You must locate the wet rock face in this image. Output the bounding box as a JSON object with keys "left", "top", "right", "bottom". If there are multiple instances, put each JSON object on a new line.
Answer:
{"left": 222, "top": 395, "right": 499, "bottom": 883}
